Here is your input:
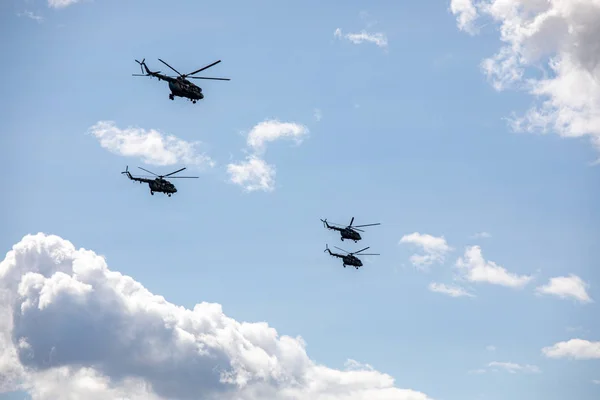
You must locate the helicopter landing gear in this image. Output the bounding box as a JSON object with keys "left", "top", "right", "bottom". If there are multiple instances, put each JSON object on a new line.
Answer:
{"left": 343, "top": 265, "right": 346, "bottom": 268}
{"left": 192, "top": 100, "right": 196, "bottom": 104}
{"left": 169, "top": 94, "right": 174, "bottom": 100}
{"left": 168, "top": 193, "right": 171, "bottom": 197}
{"left": 150, "top": 191, "right": 154, "bottom": 195}
{"left": 341, "top": 238, "right": 344, "bottom": 241}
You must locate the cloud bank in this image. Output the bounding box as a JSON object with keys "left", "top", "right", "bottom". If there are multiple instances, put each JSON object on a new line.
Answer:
{"left": 450, "top": 0, "right": 600, "bottom": 157}
{"left": 0, "top": 233, "right": 431, "bottom": 400}
{"left": 89, "top": 121, "right": 214, "bottom": 168}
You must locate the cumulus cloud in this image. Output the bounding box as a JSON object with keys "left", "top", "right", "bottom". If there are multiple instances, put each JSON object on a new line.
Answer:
{"left": 226, "top": 156, "right": 276, "bottom": 193}
{"left": 399, "top": 233, "right": 452, "bottom": 269}
{"left": 48, "top": 0, "right": 80, "bottom": 8}
{"left": 455, "top": 246, "right": 532, "bottom": 288}
{"left": 334, "top": 28, "right": 388, "bottom": 49}
{"left": 227, "top": 120, "right": 309, "bottom": 192}
{"left": 535, "top": 274, "right": 593, "bottom": 303}
{"left": 427, "top": 282, "right": 474, "bottom": 298}
{"left": 88, "top": 121, "right": 214, "bottom": 168}
{"left": 450, "top": 0, "right": 600, "bottom": 158}
{"left": 542, "top": 339, "right": 600, "bottom": 360}
{"left": 0, "top": 233, "right": 432, "bottom": 400}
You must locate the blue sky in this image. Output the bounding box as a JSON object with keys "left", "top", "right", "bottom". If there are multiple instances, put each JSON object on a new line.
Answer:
{"left": 1, "top": 0, "right": 599, "bottom": 399}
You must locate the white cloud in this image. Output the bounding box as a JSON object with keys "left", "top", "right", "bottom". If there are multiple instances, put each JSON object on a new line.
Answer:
{"left": 17, "top": 10, "right": 44, "bottom": 22}
{"left": 226, "top": 156, "right": 275, "bottom": 192}
{"left": 399, "top": 233, "right": 452, "bottom": 269}
{"left": 471, "top": 232, "right": 491, "bottom": 239}
{"left": 48, "top": 0, "right": 80, "bottom": 8}
{"left": 593, "top": 379, "right": 600, "bottom": 384}
{"left": 428, "top": 282, "right": 474, "bottom": 298}
{"left": 334, "top": 28, "right": 388, "bottom": 49}
{"left": 449, "top": 0, "right": 600, "bottom": 158}
{"left": 88, "top": 121, "right": 214, "bottom": 168}
{"left": 486, "top": 345, "right": 496, "bottom": 352}
{"left": 455, "top": 246, "right": 532, "bottom": 288}
{"left": 227, "top": 119, "right": 309, "bottom": 192}
{"left": 542, "top": 339, "right": 600, "bottom": 360}
{"left": 0, "top": 233, "right": 433, "bottom": 400}
{"left": 487, "top": 361, "right": 541, "bottom": 374}
{"left": 535, "top": 274, "right": 593, "bottom": 304}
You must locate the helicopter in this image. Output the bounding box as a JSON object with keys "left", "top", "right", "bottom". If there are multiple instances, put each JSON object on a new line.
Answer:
{"left": 320, "top": 217, "right": 381, "bottom": 242}
{"left": 324, "top": 245, "right": 379, "bottom": 269}
{"left": 132, "top": 58, "right": 230, "bottom": 103}
{"left": 121, "top": 166, "right": 198, "bottom": 197}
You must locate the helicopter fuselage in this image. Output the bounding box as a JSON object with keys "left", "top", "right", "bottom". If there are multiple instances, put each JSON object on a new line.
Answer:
{"left": 342, "top": 255, "right": 362, "bottom": 267}
{"left": 168, "top": 78, "right": 204, "bottom": 101}
{"left": 148, "top": 178, "right": 177, "bottom": 195}
{"left": 340, "top": 228, "right": 361, "bottom": 241}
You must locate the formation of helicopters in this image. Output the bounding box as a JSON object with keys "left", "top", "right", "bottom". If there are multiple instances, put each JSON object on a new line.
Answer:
{"left": 126, "top": 58, "right": 382, "bottom": 271}
{"left": 322, "top": 217, "right": 381, "bottom": 269}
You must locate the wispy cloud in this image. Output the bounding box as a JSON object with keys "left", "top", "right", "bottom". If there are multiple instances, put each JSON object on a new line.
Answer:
{"left": 535, "top": 275, "right": 593, "bottom": 304}
{"left": 17, "top": 10, "right": 43, "bottom": 22}
{"left": 399, "top": 233, "right": 452, "bottom": 270}
{"left": 48, "top": 0, "right": 81, "bottom": 8}
{"left": 487, "top": 361, "right": 541, "bottom": 374}
{"left": 227, "top": 119, "right": 309, "bottom": 192}
{"left": 314, "top": 108, "right": 322, "bottom": 122}
{"left": 334, "top": 28, "right": 388, "bottom": 49}
{"left": 471, "top": 232, "right": 491, "bottom": 239}
{"left": 428, "top": 282, "right": 474, "bottom": 298}
{"left": 88, "top": 121, "right": 214, "bottom": 168}
{"left": 486, "top": 345, "right": 496, "bottom": 352}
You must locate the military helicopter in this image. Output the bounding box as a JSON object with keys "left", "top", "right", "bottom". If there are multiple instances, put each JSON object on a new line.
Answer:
{"left": 320, "top": 217, "right": 381, "bottom": 242}
{"left": 132, "top": 58, "right": 230, "bottom": 103}
{"left": 121, "top": 166, "right": 198, "bottom": 197}
{"left": 324, "top": 245, "right": 379, "bottom": 269}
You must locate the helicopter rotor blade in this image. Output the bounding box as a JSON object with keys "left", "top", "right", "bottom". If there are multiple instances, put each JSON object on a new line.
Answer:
{"left": 354, "top": 223, "right": 381, "bottom": 228}
{"left": 138, "top": 167, "right": 159, "bottom": 176}
{"left": 352, "top": 247, "right": 370, "bottom": 255}
{"left": 132, "top": 74, "right": 149, "bottom": 76}
{"left": 357, "top": 253, "right": 380, "bottom": 256}
{"left": 167, "top": 176, "right": 199, "bottom": 179}
{"left": 333, "top": 246, "right": 349, "bottom": 254}
{"left": 163, "top": 167, "right": 186, "bottom": 177}
{"left": 158, "top": 58, "right": 183, "bottom": 76}
{"left": 185, "top": 60, "right": 221, "bottom": 77}
{"left": 349, "top": 217, "right": 355, "bottom": 227}
{"left": 351, "top": 228, "right": 365, "bottom": 232}
{"left": 187, "top": 76, "right": 231, "bottom": 81}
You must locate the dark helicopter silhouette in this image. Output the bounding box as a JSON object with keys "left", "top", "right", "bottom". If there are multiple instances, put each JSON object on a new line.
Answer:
{"left": 132, "top": 58, "right": 230, "bottom": 103}
{"left": 321, "top": 217, "right": 381, "bottom": 242}
{"left": 121, "top": 166, "right": 198, "bottom": 197}
{"left": 324, "top": 244, "right": 379, "bottom": 269}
